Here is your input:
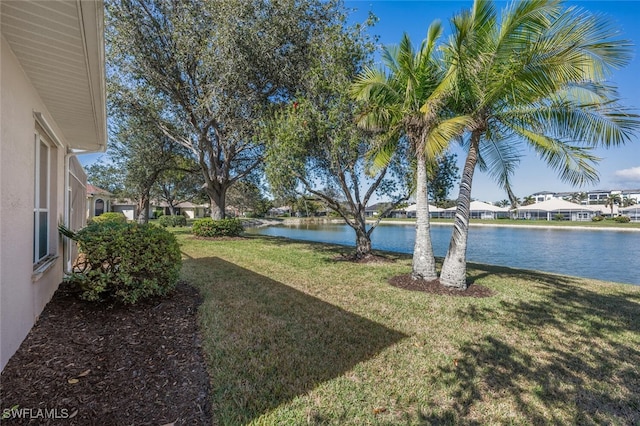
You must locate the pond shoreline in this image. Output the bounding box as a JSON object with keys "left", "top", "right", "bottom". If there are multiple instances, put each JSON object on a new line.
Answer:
{"left": 383, "top": 220, "right": 640, "bottom": 232}
{"left": 246, "top": 217, "right": 640, "bottom": 232}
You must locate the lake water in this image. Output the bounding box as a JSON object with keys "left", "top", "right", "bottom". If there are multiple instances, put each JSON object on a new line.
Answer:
{"left": 247, "top": 223, "right": 640, "bottom": 285}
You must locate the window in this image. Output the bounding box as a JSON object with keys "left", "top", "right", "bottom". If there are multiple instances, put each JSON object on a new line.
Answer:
{"left": 95, "top": 199, "right": 105, "bottom": 216}
{"left": 33, "top": 128, "right": 56, "bottom": 265}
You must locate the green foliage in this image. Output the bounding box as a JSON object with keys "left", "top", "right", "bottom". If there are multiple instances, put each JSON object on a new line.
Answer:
{"left": 89, "top": 212, "right": 127, "bottom": 224}
{"left": 226, "top": 181, "right": 272, "bottom": 217}
{"left": 613, "top": 215, "right": 630, "bottom": 223}
{"left": 107, "top": 0, "right": 347, "bottom": 218}
{"left": 192, "top": 218, "right": 244, "bottom": 238}
{"left": 428, "top": 153, "right": 459, "bottom": 207}
{"left": 592, "top": 215, "right": 605, "bottom": 222}
{"left": 66, "top": 222, "right": 181, "bottom": 304}
{"left": 86, "top": 164, "right": 126, "bottom": 196}
{"left": 553, "top": 213, "right": 565, "bottom": 221}
{"left": 158, "top": 214, "right": 187, "bottom": 227}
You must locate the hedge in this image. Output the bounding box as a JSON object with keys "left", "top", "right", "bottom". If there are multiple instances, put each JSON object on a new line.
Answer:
{"left": 158, "top": 214, "right": 187, "bottom": 227}
{"left": 64, "top": 222, "right": 181, "bottom": 304}
{"left": 89, "top": 212, "right": 127, "bottom": 224}
{"left": 192, "top": 218, "right": 244, "bottom": 237}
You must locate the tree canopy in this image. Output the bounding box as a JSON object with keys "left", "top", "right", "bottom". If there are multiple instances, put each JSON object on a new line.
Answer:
{"left": 106, "top": 0, "right": 349, "bottom": 219}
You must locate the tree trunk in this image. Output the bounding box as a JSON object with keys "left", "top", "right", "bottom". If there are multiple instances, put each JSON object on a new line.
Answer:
{"left": 353, "top": 209, "right": 372, "bottom": 259}
{"left": 412, "top": 154, "right": 437, "bottom": 281}
{"left": 207, "top": 185, "right": 227, "bottom": 220}
{"left": 137, "top": 194, "right": 150, "bottom": 224}
{"left": 439, "top": 132, "right": 480, "bottom": 289}
{"left": 168, "top": 204, "right": 176, "bottom": 216}
{"left": 355, "top": 227, "right": 372, "bottom": 259}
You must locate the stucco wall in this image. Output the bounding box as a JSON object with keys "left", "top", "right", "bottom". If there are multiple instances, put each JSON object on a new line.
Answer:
{"left": 1, "top": 36, "right": 67, "bottom": 371}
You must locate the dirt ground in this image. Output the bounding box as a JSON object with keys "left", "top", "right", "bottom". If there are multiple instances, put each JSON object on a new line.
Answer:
{"left": 0, "top": 282, "right": 211, "bottom": 425}
{"left": 389, "top": 274, "right": 494, "bottom": 297}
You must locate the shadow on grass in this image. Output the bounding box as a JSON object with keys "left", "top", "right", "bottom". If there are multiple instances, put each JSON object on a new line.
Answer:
{"left": 182, "top": 255, "right": 408, "bottom": 424}
{"left": 436, "top": 264, "right": 640, "bottom": 424}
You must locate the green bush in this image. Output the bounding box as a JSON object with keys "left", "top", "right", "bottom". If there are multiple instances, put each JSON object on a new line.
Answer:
{"left": 158, "top": 214, "right": 187, "bottom": 227}
{"left": 65, "top": 222, "right": 181, "bottom": 304}
{"left": 613, "top": 215, "right": 630, "bottom": 223}
{"left": 553, "top": 213, "right": 565, "bottom": 221}
{"left": 192, "top": 218, "right": 244, "bottom": 237}
{"left": 89, "top": 212, "right": 127, "bottom": 224}
{"left": 153, "top": 209, "right": 164, "bottom": 219}
{"left": 592, "top": 215, "right": 605, "bottom": 222}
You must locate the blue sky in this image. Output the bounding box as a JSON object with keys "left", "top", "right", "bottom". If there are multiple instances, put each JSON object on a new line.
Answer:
{"left": 345, "top": 0, "right": 640, "bottom": 202}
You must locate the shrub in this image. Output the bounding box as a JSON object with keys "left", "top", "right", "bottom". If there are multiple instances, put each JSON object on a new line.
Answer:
{"left": 153, "top": 209, "right": 164, "bottom": 219}
{"left": 90, "top": 212, "right": 127, "bottom": 224}
{"left": 614, "top": 215, "right": 630, "bottom": 223}
{"left": 192, "top": 218, "right": 244, "bottom": 237}
{"left": 592, "top": 215, "right": 605, "bottom": 222}
{"left": 553, "top": 213, "right": 564, "bottom": 221}
{"left": 158, "top": 214, "right": 187, "bottom": 227}
{"left": 65, "top": 222, "right": 181, "bottom": 304}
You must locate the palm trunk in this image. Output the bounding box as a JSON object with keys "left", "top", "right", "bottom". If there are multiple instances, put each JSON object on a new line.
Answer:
{"left": 412, "top": 154, "right": 437, "bottom": 281}
{"left": 439, "top": 132, "right": 480, "bottom": 289}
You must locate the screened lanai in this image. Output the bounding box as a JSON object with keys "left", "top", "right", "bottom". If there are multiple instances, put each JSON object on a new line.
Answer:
{"left": 515, "top": 198, "right": 603, "bottom": 221}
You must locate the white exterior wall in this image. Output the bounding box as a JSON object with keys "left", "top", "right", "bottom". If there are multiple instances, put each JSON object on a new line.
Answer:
{"left": 1, "top": 37, "right": 67, "bottom": 370}
{"left": 113, "top": 205, "right": 136, "bottom": 221}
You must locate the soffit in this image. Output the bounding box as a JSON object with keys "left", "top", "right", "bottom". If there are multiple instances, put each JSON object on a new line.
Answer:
{"left": 1, "top": 0, "right": 106, "bottom": 152}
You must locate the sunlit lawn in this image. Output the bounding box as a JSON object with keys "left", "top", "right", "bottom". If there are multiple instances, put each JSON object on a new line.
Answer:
{"left": 175, "top": 230, "right": 640, "bottom": 425}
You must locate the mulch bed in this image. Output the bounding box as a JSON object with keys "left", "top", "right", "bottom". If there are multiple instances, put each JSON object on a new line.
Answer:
{"left": 0, "top": 282, "right": 211, "bottom": 425}
{"left": 389, "top": 274, "right": 494, "bottom": 297}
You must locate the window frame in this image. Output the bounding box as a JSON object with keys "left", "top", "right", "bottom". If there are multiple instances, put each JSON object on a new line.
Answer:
{"left": 33, "top": 129, "right": 52, "bottom": 266}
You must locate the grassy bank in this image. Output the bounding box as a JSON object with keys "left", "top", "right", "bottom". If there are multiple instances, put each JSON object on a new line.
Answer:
{"left": 176, "top": 231, "right": 640, "bottom": 424}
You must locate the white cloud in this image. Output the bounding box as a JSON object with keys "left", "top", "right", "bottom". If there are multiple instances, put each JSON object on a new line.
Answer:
{"left": 614, "top": 166, "right": 640, "bottom": 182}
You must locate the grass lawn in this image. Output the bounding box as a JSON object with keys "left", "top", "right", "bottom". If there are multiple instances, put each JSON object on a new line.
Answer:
{"left": 176, "top": 230, "right": 640, "bottom": 425}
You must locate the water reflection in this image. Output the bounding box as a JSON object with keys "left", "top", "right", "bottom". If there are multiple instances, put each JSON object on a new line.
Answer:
{"left": 248, "top": 223, "right": 640, "bottom": 285}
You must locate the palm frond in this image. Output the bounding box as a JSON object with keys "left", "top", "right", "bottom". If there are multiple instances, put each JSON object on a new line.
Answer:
{"left": 477, "top": 134, "right": 522, "bottom": 192}
{"left": 423, "top": 115, "right": 474, "bottom": 159}
{"left": 512, "top": 125, "right": 601, "bottom": 186}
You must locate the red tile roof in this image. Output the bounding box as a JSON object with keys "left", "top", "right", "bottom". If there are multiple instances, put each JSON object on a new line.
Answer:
{"left": 86, "top": 184, "right": 112, "bottom": 196}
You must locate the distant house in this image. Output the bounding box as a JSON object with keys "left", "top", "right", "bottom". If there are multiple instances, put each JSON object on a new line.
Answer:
{"left": 268, "top": 206, "right": 291, "bottom": 217}
{"left": 403, "top": 204, "right": 445, "bottom": 219}
{"left": 515, "top": 199, "right": 602, "bottom": 221}
{"left": 621, "top": 189, "right": 640, "bottom": 205}
{"left": 531, "top": 191, "right": 556, "bottom": 203}
{"left": 364, "top": 202, "right": 394, "bottom": 218}
{"left": 157, "top": 201, "right": 207, "bottom": 219}
{"left": 1, "top": 1, "right": 106, "bottom": 370}
{"left": 86, "top": 184, "right": 113, "bottom": 220}
{"left": 619, "top": 205, "right": 640, "bottom": 222}
{"left": 441, "top": 201, "right": 510, "bottom": 219}
{"left": 586, "top": 189, "right": 617, "bottom": 205}
{"left": 111, "top": 199, "right": 137, "bottom": 221}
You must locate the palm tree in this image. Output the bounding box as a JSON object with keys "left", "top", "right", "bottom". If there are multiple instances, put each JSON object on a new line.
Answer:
{"left": 605, "top": 194, "right": 622, "bottom": 216}
{"left": 438, "top": 0, "right": 640, "bottom": 289}
{"left": 522, "top": 196, "right": 536, "bottom": 206}
{"left": 351, "top": 24, "right": 471, "bottom": 280}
